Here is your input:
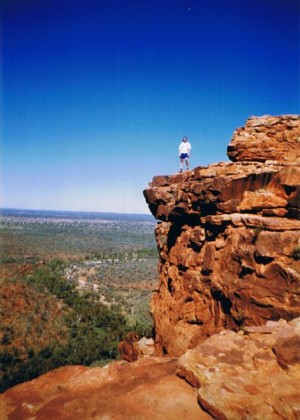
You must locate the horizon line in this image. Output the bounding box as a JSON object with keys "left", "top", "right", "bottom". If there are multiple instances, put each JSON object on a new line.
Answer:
{"left": 0, "top": 207, "right": 153, "bottom": 218}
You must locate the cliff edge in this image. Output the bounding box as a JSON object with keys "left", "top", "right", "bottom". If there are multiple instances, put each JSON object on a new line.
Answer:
{"left": 1, "top": 115, "right": 299, "bottom": 419}
{"left": 143, "top": 115, "right": 300, "bottom": 356}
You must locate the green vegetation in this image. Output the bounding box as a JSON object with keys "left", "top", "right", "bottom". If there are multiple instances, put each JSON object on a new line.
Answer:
{"left": 0, "top": 215, "right": 157, "bottom": 262}
{"left": 0, "top": 213, "right": 158, "bottom": 392}
{"left": 0, "top": 264, "right": 129, "bottom": 392}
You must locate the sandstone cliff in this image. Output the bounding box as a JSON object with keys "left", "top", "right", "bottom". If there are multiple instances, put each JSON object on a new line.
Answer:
{"left": 143, "top": 115, "right": 300, "bottom": 356}
{"left": 1, "top": 115, "right": 299, "bottom": 420}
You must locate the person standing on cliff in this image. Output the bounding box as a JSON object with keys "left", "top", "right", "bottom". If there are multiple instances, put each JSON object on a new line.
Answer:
{"left": 178, "top": 136, "right": 191, "bottom": 173}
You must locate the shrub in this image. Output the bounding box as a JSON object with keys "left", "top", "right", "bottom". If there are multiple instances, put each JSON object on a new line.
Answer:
{"left": 1, "top": 263, "right": 130, "bottom": 392}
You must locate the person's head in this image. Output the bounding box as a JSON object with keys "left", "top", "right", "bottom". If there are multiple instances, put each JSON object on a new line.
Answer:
{"left": 182, "top": 136, "right": 188, "bottom": 142}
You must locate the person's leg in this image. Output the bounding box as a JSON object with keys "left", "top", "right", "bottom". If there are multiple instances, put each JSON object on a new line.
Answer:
{"left": 185, "top": 157, "right": 189, "bottom": 170}
{"left": 179, "top": 158, "right": 183, "bottom": 172}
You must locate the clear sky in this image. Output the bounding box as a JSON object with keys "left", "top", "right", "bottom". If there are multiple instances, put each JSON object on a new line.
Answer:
{"left": 1, "top": 0, "right": 299, "bottom": 214}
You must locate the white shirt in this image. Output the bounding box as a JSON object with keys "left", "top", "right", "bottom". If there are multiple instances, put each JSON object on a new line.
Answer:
{"left": 179, "top": 141, "right": 191, "bottom": 155}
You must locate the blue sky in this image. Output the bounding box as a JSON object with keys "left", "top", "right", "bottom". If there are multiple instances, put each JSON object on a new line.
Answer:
{"left": 1, "top": 0, "right": 299, "bottom": 214}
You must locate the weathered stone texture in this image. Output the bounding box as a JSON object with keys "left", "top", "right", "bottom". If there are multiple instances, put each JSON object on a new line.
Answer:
{"left": 227, "top": 114, "right": 300, "bottom": 163}
{"left": 177, "top": 318, "right": 300, "bottom": 419}
{"left": 1, "top": 115, "right": 300, "bottom": 420}
{"left": 0, "top": 358, "right": 211, "bottom": 419}
{"left": 144, "top": 115, "right": 300, "bottom": 357}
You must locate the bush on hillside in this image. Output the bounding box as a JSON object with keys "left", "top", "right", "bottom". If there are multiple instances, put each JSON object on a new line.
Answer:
{"left": 0, "top": 264, "right": 130, "bottom": 392}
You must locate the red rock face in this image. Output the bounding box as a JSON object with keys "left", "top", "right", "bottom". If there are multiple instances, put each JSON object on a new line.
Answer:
{"left": 1, "top": 115, "right": 299, "bottom": 420}
{"left": 0, "top": 358, "right": 211, "bottom": 419}
{"left": 177, "top": 317, "right": 300, "bottom": 419}
{"left": 144, "top": 115, "right": 300, "bottom": 356}
{"left": 227, "top": 115, "right": 300, "bottom": 163}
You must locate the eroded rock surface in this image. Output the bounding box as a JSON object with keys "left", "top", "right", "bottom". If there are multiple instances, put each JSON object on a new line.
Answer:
{"left": 1, "top": 115, "right": 299, "bottom": 420}
{"left": 143, "top": 115, "right": 300, "bottom": 356}
{"left": 177, "top": 317, "right": 300, "bottom": 419}
{"left": 118, "top": 333, "right": 155, "bottom": 362}
{"left": 0, "top": 357, "right": 211, "bottom": 420}
{"left": 2, "top": 319, "right": 300, "bottom": 420}
{"left": 227, "top": 114, "right": 300, "bottom": 163}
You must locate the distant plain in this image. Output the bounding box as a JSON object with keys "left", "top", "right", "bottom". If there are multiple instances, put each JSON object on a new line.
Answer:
{"left": 0, "top": 209, "right": 158, "bottom": 391}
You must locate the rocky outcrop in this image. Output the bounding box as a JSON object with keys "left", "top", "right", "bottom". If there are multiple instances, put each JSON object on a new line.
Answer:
{"left": 2, "top": 319, "right": 300, "bottom": 419}
{"left": 227, "top": 114, "right": 300, "bottom": 163}
{"left": 1, "top": 115, "right": 299, "bottom": 420}
{"left": 177, "top": 317, "right": 300, "bottom": 419}
{"left": 118, "top": 332, "right": 140, "bottom": 362}
{"left": 143, "top": 115, "right": 300, "bottom": 356}
{"left": 0, "top": 357, "right": 211, "bottom": 420}
{"left": 118, "top": 333, "right": 155, "bottom": 361}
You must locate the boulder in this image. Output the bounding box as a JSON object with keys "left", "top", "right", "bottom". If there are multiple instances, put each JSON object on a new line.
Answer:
{"left": 118, "top": 332, "right": 139, "bottom": 362}
{"left": 227, "top": 115, "right": 300, "bottom": 163}
{"left": 177, "top": 318, "right": 300, "bottom": 419}
{"left": 0, "top": 358, "right": 211, "bottom": 419}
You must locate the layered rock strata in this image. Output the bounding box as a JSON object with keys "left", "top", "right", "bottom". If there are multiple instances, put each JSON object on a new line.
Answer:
{"left": 1, "top": 115, "right": 300, "bottom": 420}
{"left": 144, "top": 115, "right": 300, "bottom": 356}
{"left": 227, "top": 114, "right": 300, "bottom": 163}
{"left": 177, "top": 317, "right": 300, "bottom": 419}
